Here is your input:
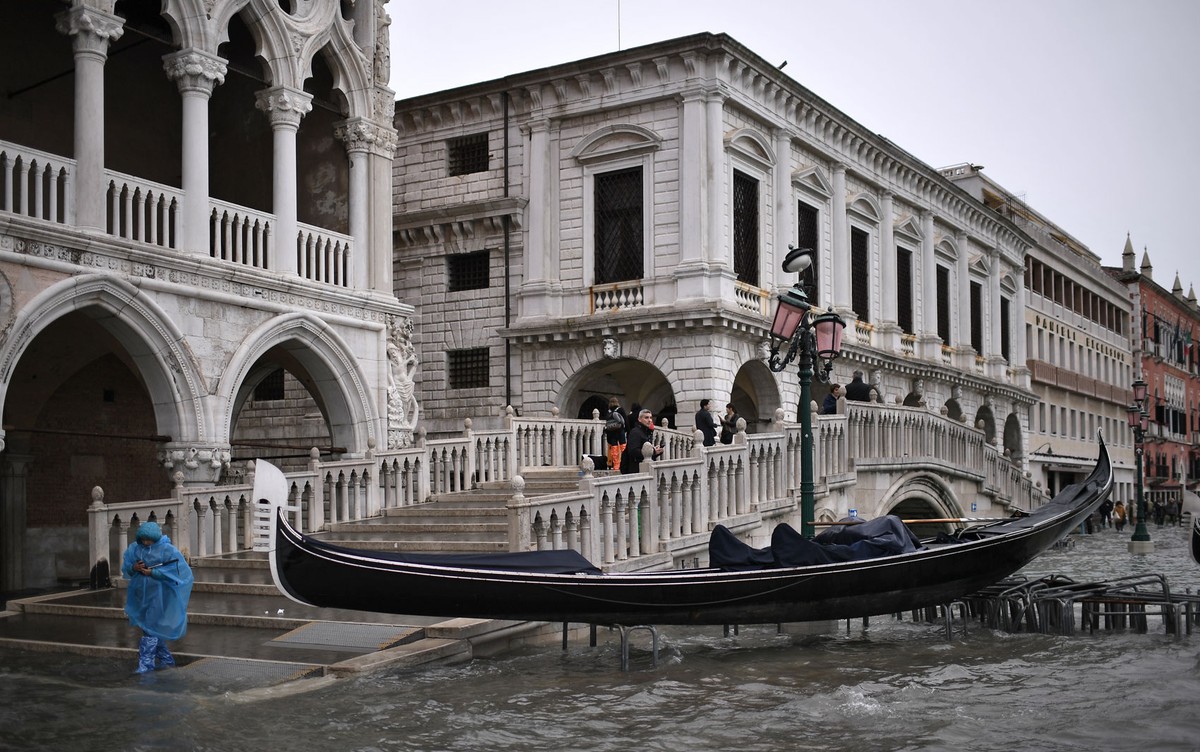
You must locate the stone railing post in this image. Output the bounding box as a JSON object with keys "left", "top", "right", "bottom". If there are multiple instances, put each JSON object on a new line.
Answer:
{"left": 87, "top": 486, "right": 108, "bottom": 573}
{"left": 506, "top": 475, "right": 529, "bottom": 552}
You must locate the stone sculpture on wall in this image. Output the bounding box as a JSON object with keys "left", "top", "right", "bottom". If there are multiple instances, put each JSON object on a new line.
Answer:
{"left": 386, "top": 316, "right": 419, "bottom": 448}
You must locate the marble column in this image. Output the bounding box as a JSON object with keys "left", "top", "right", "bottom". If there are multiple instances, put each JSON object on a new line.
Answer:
{"left": 954, "top": 230, "right": 974, "bottom": 368}
{"left": 56, "top": 6, "right": 124, "bottom": 232}
{"left": 705, "top": 92, "right": 725, "bottom": 266}
{"left": 877, "top": 191, "right": 901, "bottom": 351}
{"left": 917, "top": 211, "right": 941, "bottom": 360}
{"left": 1012, "top": 262, "right": 1031, "bottom": 389}
{"left": 677, "top": 89, "right": 706, "bottom": 270}
{"left": 987, "top": 250, "right": 1006, "bottom": 379}
{"left": 521, "top": 118, "right": 551, "bottom": 310}
{"left": 255, "top": 86, "right": 313, "bottom": 277}
{"left": 163, "top": 49, "right": 227, "bottom": 255}
{"left": 334, "top": 117, "right": 395, "bottom": 289}
{"left": 0, "top": 453, "right": 30, "bottom": 591}
{"left": 773, "top": 127, "right": 793, "bottom": 291}
{"left": 831, "top": 164, "right": 850, "bottom": 313}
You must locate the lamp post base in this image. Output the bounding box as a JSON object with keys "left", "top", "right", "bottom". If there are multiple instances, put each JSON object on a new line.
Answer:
{"left": 1127, "top": 539, "right": 1155, "bottom": 555}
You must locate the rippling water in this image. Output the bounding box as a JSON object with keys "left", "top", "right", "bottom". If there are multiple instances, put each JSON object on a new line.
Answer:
{"left": 3, "top": 525, "right": 1199, "bottom": 752}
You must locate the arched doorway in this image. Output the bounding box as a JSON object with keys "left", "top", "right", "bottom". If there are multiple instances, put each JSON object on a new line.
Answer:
{"left": 561, "top": 358, "right": 674, "bottom": 428}
{"left": 2, "top": 311, "right": 173, "bottom": 592}
{"left": 730, "top": 359, "right": 781, "bottom": 433}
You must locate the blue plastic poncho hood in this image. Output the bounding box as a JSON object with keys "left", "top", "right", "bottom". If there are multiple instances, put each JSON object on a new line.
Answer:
{"left": 122, "top": 533, "right": 193, "bottom": 640}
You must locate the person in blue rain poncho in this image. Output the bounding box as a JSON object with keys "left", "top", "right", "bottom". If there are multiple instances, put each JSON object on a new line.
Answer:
{"left": 121, "top": 521, "right": 193, "bottom": 673}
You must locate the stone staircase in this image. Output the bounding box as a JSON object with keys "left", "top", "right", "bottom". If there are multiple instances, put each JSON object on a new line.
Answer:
{"left": 320, "top": 466, "right": 588, "bottom": 553}
{"left": 0, "top": 466, "right": 593, "bottom": 689}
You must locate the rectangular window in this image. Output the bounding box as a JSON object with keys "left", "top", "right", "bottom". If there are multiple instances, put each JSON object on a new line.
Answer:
{"left": 594, "top": 167, "right": 644, "bottom": 284}
{"left": 896, "top": 246, "right": 913, "bottom": 333}
{"left": 851, "top": 227, "right": 870, "bottom": 322}
{"left": 447, "top": 250, "right": 490, "bottom": 292}
{"left": 970, "top": 281, "right": 983, "bottom": 353}
{"left": 797, "top": 201, "right": 819, "bottom": 293}
{"left": 936, "top": 265, "right": 951, "bottom": 343}
{"left": 254, "top": 368, "right": 285, "bottom": 401}
{"left": 733, "top": 171, "right": 759, "bottom": 285}
{"left": 1000, "top": 297, "right": 1011, "bottom": 361}
{"left": 447, "top": 133, "right": 490, "bottom": 176}
{"left": 447, "top": 348, "right": 489, "bottom": 390}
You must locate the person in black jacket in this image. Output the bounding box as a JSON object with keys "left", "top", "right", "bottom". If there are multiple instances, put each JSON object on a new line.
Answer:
{"left": 844, "top": 371, "right": 872, "bottom": 402}
{"left": 621, "top": 408, "right": 663, "bottom": 473}
{"left": 695, "top": 398, "right": 718, "bottom": 446}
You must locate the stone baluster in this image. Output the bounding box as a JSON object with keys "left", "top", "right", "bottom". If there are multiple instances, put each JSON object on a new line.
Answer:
{"left": 614, "top": 496, "right": 628, "bottom": 560}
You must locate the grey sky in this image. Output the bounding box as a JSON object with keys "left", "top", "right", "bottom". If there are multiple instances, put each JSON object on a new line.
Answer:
{"left": 390, "top": 0, "right": 1199, "bottom": 294}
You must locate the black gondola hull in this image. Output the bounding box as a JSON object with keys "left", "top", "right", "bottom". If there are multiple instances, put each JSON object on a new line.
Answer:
{"left": 270, "top": 443, "right": 1112, "bottom": 626}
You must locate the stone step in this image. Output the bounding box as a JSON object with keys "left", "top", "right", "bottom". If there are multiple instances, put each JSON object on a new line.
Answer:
{"left": 410, "top": 495, "right": 512, "bottom": 508}
{"left": 375, "top": 506, "right": 509, "bottom": 525}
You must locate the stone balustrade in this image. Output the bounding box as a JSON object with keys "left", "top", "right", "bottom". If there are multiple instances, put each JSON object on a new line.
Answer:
{"left": 88, "top": 401, "right": 1047, "bottom": 573}
{"left": 1, "top": 140, "right": 74, "bottom": 225}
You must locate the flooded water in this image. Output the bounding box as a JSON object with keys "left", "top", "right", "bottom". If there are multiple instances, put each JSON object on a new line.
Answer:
{"left": 3, "top": 524, "right": 1200, "bottom": 752}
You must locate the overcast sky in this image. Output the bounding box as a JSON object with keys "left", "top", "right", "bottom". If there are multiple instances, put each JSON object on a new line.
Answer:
{"left": 389, "top": 0, "right": 1199, "bottom": 294}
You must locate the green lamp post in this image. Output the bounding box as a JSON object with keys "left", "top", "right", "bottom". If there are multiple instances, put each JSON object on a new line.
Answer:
{"left": 1126, "top": 378, "right": 1154, "bottom": 554}
{"left": 767, "top": 246, "right": 846, "bottom": 538}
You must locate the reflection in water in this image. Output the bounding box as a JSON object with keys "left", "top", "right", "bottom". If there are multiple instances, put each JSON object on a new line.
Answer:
{"left": 3, "top": 525, "right": 1199, "bottom": 752}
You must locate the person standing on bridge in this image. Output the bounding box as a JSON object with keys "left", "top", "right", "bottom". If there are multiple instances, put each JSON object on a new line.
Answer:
{"left": 121, "top": 521, "right": 193, "bottom": 674}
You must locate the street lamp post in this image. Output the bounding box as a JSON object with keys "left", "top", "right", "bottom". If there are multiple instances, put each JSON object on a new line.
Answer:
{"left": 1126, "top": 378, "right": 1154, "bottom": 554}
{"left": 767, "top": 246, "right": 846, "bottom": 538}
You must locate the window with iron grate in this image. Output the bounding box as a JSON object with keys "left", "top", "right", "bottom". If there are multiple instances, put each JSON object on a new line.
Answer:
{"left": 594, "top": 167, "right": 643, "bottom": 284}
{"left": 897, "top": 246, "right": 913, "bottom": 334}
{"left": 797, "top": 201, "right": 819, "bottom": 294}
{"left": 850, "top": 227, "right": 870, "bottom": 323}
{"left": 448, "top": 250, "right": 490, "bottom": 292}
{"left": 447, "top": 348, "right": 489, "bottom": 390}
{"left": 936, "top": 265, "right": 951, "bottom": 343}
{"left": 447, "top": 133, "right": 490, "bottom": 176}
{"left": 733, "top": 171, "right": 759, "bottom": 285}
{"left": 254, "top": 368, "right": 285, "bottom": 401}
{"left": 970, "top": 281, "right": 983, "bottom": 353}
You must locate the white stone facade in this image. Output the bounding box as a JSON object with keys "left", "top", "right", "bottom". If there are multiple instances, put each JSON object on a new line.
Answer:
{"left": 0, "top": 0, "right": 407, "bottom": 590}
{"left": 393, "top": 33, "right": 1033, "bottom": 446}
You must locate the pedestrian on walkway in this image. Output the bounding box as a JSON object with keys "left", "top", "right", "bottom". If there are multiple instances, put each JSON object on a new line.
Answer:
{"left": 604, "top": 396, "right": 627, "bottom": 471}
{"left": 122, "top": 521, "right": 193, "bottom": 674}
{"left": 1113, "top": 500, "right": 1126, "bottom": 532}
{"left": 695, "top": 398, "right": 718, "bottom": 446}
{"left": 720, "top": 402, "right": 740, "bottom": 445}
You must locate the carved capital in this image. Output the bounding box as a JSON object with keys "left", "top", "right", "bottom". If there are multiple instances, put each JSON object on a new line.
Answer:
{"left": 163, "top": 49, "right": 228, "bottom": 95}
{"left": 334, "top": 117, "right": 397, "bottom": 156}
{"left": 158, "top": 443, "right": 230, "bottom": 485}
{"left": 56, "top": 6, "right": 125, "bottom": 56}
{"left": 255, "top": 86, "right": 313, "bottom": 128}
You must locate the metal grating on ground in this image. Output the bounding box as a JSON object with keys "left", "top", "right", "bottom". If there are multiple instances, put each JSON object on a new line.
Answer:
{"left": 179, "top": 656, "right": 323, "bottom": 685}
{"left": 271, "top": 621, "right": 422, "bottom": 651}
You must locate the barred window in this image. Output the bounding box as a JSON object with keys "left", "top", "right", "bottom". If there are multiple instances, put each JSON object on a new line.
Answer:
{"left": 448, "top": 250, "right": 490, "bottom": 292}
{"left": 1000, "top": 297, "right": 1011, "bottom": 361}
{"left": 594, "top": 167, "right": 643, "bottom": 284}
{"left": 970, "top": 281, "right": 983, "bottom": 353}
{"left": 896, "top": 246, "right": 913, "bottom": 334}
{"left": 936, "top": 265, "right": 951, "bottom": 343}
{"left": 447, "top": 133, "right": 490, "bottom": 176}
{"left": 850, "top": 227, "right": 870, "bottom": 323}
{"left": 447, "top": 348, "right": 489, "bottom": 390}
{"left": 733, "top": 171, "right": 759, "bottom": 285}
{"left": 254, "top": 368, "right": 285, "bottom": 401}
{"left": 797, "top": 201, "right": 819, "bottom": 293}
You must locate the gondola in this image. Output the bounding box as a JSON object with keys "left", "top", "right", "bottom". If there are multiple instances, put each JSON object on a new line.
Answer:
{"left": 265, "top": 440, "right": 1112, "bottom": 626}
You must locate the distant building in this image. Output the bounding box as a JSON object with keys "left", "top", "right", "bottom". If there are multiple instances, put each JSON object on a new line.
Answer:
{"left": 1108, "top": 242, "right": 1200, "bottom": 505}
{"left": 392, "top": 33, "right": 1033, "bottom": 452}
{"left": 942, "top": 164, "right": 1137, "bottom": 504}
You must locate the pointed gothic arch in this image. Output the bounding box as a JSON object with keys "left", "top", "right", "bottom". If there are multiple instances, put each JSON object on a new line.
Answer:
{"left": 0, "top": 274, "right": 207, "bottom": 446}
{"left": 219, "top": 312, "right": 378, "bottom": 456}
